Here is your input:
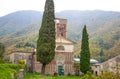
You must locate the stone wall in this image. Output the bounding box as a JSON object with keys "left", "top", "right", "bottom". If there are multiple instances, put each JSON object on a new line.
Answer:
{"left": 101, "top": 55, "right": 120, "bottom": 73}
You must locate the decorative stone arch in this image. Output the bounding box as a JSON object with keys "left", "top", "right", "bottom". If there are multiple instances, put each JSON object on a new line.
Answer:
{"left": 56, "top": 45, "right": 65, "bottom": 50}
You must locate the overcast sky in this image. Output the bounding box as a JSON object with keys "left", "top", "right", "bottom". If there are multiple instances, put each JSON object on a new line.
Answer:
{"left": 0, "top": 0, "right": 120, "bottom": 16}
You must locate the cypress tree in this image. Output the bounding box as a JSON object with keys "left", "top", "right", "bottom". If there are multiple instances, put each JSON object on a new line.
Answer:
{"left": 37, "top": 0, "right": 55, "bottom": 75}
{"left": 80, "top": 25, "right": 90, "bottom": 74}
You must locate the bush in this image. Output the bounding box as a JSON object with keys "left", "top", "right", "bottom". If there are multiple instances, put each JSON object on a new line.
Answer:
{"left": 18, "top": 60, "right": 25, "bottom": 64}
{"left": 82, "top": 71, "right": 101, "bottom": 79}
{"left": 74, "top": 62, "right": 80, "bottom": 67}
{"left": 100, "top": 71, "right": 120, "bottom": 79}
{"left": 0, "top": 65, "right": 12, "bottom": 79}
{"left": 0, "top": 64, "right": 26, "bottom": 79}
{"left": 0, "top": 58, "right": 4, "bottom": 63}
{"left": 67, "top": 73, "right": 72, "bottom": 76}
{"left": 54, "top": 72, "right": 58, "bottom": 76}
{"left": 46, "top": 73, "right": 51, "bottom": 76}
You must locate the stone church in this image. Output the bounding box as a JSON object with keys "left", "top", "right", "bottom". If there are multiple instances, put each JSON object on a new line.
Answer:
{"left": 34, "top": 18, "right": 75, "bottom": 75}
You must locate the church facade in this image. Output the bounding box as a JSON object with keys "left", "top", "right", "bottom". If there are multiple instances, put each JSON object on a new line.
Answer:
{"left": 34, "top": 18, "right": 75, "bottom": 75}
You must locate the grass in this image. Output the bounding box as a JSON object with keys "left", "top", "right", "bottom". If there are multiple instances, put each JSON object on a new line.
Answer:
{"left": 23, "top": 73, "right": 82, "bottom": 79}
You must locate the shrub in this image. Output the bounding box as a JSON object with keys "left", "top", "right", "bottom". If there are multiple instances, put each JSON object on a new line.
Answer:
{"left": 18, "top": 60, "right": 25, "bottom": 64}
{"left": 0, "top": 64, "right": 26, "bottom": 79}
{"left": 46, "top": 73, "right": 51, "bottom": 76}
{"left": 82, "top": 71, "right": 101, "bottom": 79}
{"left": 67, "top": 73, "right": 72, "bottom": 76}
{"left": 100, "top": 71, "right": 120, "bottom": 79}
{"left": 0, "top": 58, "right": 4, "bottom": 63}
{"left": 0, "top": 65, "right": 12, "bottom": 79}
{"left": 74, "top": 62, "right": 80, "bottom": 67}
{"left": 54, "top": 72, "right": 58, "bottom": 76}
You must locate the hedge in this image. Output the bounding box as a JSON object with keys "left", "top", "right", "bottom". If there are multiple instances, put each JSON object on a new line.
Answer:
{"left": 0, "top": 64, "right": 26, "bottom": 79}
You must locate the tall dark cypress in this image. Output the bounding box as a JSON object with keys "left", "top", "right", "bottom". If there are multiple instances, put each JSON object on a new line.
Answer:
{"left": 80, "top": 25, "right": 90, "bottom": 74}
{"left": 37, "top": 0, "right": 55, "bottom": 75}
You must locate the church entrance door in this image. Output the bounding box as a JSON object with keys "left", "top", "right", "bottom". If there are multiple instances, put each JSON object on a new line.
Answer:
{"left": 58, "top": 66, "right": 64, "bottom": 76}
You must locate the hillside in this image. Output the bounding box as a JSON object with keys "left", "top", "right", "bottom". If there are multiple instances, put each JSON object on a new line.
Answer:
{"left": 57, "top": 10, "right": 120, "bottom": 41}
{"left": 0, "top": 10, "right": 42, "bottom": 37}
{"left": 0, "top": 10, "right": 120, "bottom": 61}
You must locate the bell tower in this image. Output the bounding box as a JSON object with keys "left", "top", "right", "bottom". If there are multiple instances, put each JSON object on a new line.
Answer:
{"left": 55, "top": 18, "right": 67, "bottom": 38}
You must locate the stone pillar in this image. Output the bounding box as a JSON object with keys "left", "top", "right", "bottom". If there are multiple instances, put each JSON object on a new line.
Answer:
{"left": 18, "top": 69, "right": 24, "bottom": 79}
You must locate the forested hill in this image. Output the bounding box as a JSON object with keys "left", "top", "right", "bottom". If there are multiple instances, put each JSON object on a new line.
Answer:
{"left": 0, "top": 10, "right": 120, "bottom": 61}
{"left": 0, "top": 10, "right": 42, "bottom": 37}
{"left": 56, "top": 10, "right": 120, "bottom": 41}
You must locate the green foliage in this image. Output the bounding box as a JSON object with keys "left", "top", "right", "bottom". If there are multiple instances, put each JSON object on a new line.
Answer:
{"left": 0, "top": 43, "right": 5, "bottom": 63}
{"left": 18, "top": 59, "right": 25, "bottom": 64}
{"left": 80, "top": 25, "right": 90, "bottom": 74}
{"left": 99, "top": 49, "right": 104, "bottom": 57}
{"left": 100, "top": 63, "right": 120, "bottom": 79}
{"left": 98, "top": 48, "right": 105, "bottom": 63}
{"left": 37, "top": 0, "right": 55, "bottom": 74}
{"left": 0, "top": 58, "right": 4, "bottom": 63}
{"left": 0, "top": 64, "right": 25, "bottom": 79}
{"left": 23, "top": 73, "right": 82, "bottom": 79}
{"left": 82, "top": 71, "right": 100, "bottom": 79}
{"left": 0, "top": 65, "right": 12, "bottom": 79}
{"left": 0, "top": 11, "right": 41, "bottom": 37}
{"left": 1, "top": 64, "right": 24, "bottom": 71}
{"left": 100, "top": 71, "right": 120, "bottom": 79}
{"left": 15, "top": 42, "right": 35, "bottom": 48}
{"left": 0, "top": 43, "right": 5, "bottom": 58}
{"left": 74, "top": 62, "right": 80, "bottom": 67}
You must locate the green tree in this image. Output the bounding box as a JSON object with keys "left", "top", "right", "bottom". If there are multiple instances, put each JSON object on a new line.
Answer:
{"left": 99, "top": 48, "right": 104, "bottom": 57}
{"left": 0, "top": 43, "right": 5, "bottom": 63}
{"left": 99, "top": 48, "right": 105, "bottom": 62}
{"left": 80, "top": 25, "right": 90, "bottom": 74}
{"left": 37, "top": 0, "right": 55, "bottom": 75}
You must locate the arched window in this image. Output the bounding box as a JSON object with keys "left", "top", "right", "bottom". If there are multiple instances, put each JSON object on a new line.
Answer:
{"left": 56, "top": 45, "right": 65, "bottom": 50}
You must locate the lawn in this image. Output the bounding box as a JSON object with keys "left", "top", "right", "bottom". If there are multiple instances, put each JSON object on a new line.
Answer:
{"left": 23, "top": 73, "right": 82, "bottom": 79}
